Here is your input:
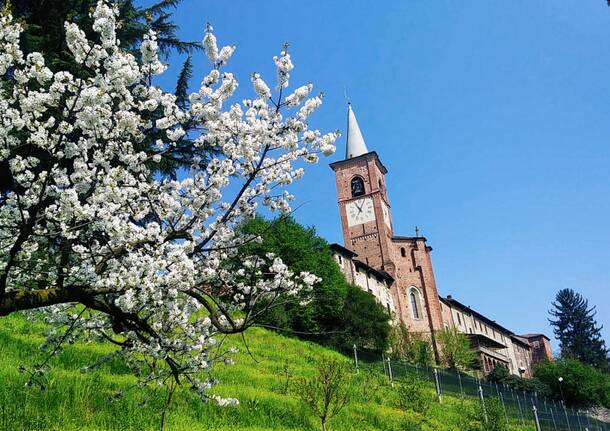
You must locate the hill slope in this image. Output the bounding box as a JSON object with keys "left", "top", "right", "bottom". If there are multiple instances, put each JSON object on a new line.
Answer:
{"left": 0, "top": 314, "right": 532, "bottom": 431}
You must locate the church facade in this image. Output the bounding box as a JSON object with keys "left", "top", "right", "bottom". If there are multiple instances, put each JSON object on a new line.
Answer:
{"left": 329, "top": 104, "right": 551, "bottom": 377}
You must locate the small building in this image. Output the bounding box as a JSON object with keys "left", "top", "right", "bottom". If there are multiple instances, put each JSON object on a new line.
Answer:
{"left": 522, "top": 333, "right": 553, "bottom": 364}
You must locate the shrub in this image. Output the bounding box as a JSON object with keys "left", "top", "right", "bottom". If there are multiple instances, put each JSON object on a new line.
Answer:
{"left": 487, "top": 364, "right": 510, "bottom": 383}
{"left": 395, "top": 372, "right": 433, "bottom": 415}
{"left": 487, "top": 364, "right": 551, "bottom": 397}
{"left": 295, "top": 356, "right": 352, "bottom": 431}
{"left": 390, "top": 323, "right": 433, "bottom": 365}
{"left": 462, "top": 397, "right": 508, "bottom": 431}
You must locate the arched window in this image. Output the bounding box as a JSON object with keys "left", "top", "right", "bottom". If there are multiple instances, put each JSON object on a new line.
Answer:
{"left": 351, "top": 176, "right": 365, "bottom": 197}
{"left": 409, "top": 287, "right": 421, "bottom": 320}
{"left": 400, "top": 247, "right": 406, "bottom": 257}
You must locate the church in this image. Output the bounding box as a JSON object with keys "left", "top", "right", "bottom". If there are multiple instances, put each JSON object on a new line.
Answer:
{"left": 329, "top": 104, "right": 552, "bottom": 377}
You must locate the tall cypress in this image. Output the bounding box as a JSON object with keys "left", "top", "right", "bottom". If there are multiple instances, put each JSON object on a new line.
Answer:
{"left": 549, "top": 288, "right": 609, "bottom": 371}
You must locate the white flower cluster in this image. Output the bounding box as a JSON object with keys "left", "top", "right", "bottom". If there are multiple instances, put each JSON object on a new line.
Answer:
{"left": 0, "top": 1, "right": 338, "bottom": 403}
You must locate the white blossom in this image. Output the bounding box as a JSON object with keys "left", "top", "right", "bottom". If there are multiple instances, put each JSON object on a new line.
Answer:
{"left": 0, "top": 1, "right": 337, "bottom": 404}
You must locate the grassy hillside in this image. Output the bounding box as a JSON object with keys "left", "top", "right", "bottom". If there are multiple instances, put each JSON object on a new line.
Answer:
{"left": 0, "top": 314, "right": 533, "bottom": 431}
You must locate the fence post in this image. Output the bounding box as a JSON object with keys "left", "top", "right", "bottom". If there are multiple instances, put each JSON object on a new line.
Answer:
{"left": 477, "top": 380, "right": 487, "bottom": 423}
{"left": 532, "top": 404, "right": 542, "bottom": 431}
{"left": 381, "top": 352, "right": 387, "bottom": 377}
{"left": 353, "top": 344, "right": 359, "bottom": 373}
{"left": 563, "top": 402, "right": 572, "bottom": 431}
{"left": 550, "top": 407, "right": 559, "bottom": 431}
{"left": 499, "top": 392, "right": 509, "bottom": 427}
{"left": 517, "top": 394, "right": 526, "bottom": 427}
{"left": 576, "top": 410, "right": 583, "bottom": 430}
{"left": 457, "top": 370, "right": 464, "bottom": 397}
{"left": 433, "top": 368, "right": 442, "bottom": 403}
{"left": 386, "top": 357, "right": 394, "bottom": 386}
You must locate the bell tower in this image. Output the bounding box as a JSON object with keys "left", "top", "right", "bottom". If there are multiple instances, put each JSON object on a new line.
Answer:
{"left": 330, "top": 103, "right": 445, "bottom": 351}
{"left": 330, "top": 104, "right": 395, "bottom": 270}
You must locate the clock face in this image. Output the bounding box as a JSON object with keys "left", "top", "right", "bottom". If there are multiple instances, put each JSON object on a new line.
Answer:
{"left": 346, "top": 197, "right": 375, "bottom": 227}
{"left": 382, "top": 202, "right": 392, "bottom": 229}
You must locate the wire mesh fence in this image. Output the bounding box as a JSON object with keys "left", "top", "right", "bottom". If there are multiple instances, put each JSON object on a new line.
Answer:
{"left": 352, "top": 347, "right": 609, "bottom": 431}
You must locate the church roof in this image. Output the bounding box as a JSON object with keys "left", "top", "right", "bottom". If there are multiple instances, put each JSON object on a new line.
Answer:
{"left": 345, "top": 103, "right": 369, "bottom": 159}
{"left": 353, "top": 259, "right": 394, "bottom": 283}
{"left": 521, "top": 333, "right": 550, "bottom": 341}
{"left": 329, "top": 243, "right": 357, "bottom": 258}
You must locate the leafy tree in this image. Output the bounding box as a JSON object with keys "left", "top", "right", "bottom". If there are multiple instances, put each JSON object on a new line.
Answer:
{"left": 534, "top": 359, "right": 610, "bottom": 408}
{"left": 436, "top": 327, "right": 476, "bottom": 371}
{"left": 238, "top": 216, "right": 348, "bottom": 335}
{"left": 0, "top": 3, "right": 338, "bottom": 403}
{"left": 331, "top": 284, "right": 391, "bottom": 353}
{"left": 238, "top": 216, "right": 391, "bottom": 352}
{"left": 390, "top": 322, "right": 433, "bottom": 365}
{"left": 296, "top": 356, "right": 352, "bottom": 431}
{"left": 549, "top": 288, "right": 609, "bottom": 371}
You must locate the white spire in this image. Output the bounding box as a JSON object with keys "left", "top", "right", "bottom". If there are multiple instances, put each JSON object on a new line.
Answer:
{"left": 345, "top": 103, "right": 369, "bottom": 159}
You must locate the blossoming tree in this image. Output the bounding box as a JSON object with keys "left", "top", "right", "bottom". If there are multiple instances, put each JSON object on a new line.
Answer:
{"left": 0, "top": 1, "right": 337, "bottom": 403}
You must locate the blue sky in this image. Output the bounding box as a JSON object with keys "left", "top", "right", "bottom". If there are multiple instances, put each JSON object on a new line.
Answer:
{"left": 149, "top": 0, "right": 610, "bottom": 349}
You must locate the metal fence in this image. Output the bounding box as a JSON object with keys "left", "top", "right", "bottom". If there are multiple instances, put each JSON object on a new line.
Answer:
{"left": 352, "top": 347, "right": 610, "bottom": 431}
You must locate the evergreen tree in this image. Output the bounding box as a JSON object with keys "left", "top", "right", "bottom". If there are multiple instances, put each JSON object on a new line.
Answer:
{"left": 2, "top": 0, "right": 211, "bottom": 183}
{"left": 7, "top": 0, "right": 199, "bottom": 73}
{"left": 549, "top": 288, "right": 609, "bottom": 371}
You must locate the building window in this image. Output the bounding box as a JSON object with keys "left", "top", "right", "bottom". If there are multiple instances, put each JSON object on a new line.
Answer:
{"left": 338, "top": 255, "right": 343, "bottom": 264}
{"left": 351, "top": 176, "right": 365, "bottom": 197}
{"left": 400, "top": 247, "right": 406, "bottom": 257}
{"left": 408, "top": 287, "right": 422, "bottom": 320}
{"left": 386, "top": 303, "right": 391, "bottom": 315}
{"left": 457, "top": 313, "right": 462, "bottom": 326}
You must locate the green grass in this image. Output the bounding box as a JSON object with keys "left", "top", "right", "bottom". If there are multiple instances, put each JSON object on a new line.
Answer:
{"left": 0, "top": 314, "right": 535, "bottom": 431}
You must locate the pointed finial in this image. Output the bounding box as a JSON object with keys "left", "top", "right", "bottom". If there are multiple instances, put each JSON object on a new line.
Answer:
{"left": 345, "top": 103, "right": 368, "bottom": 159}
{"left": 415, "top": 226, "right": 421, "bottom": 237}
